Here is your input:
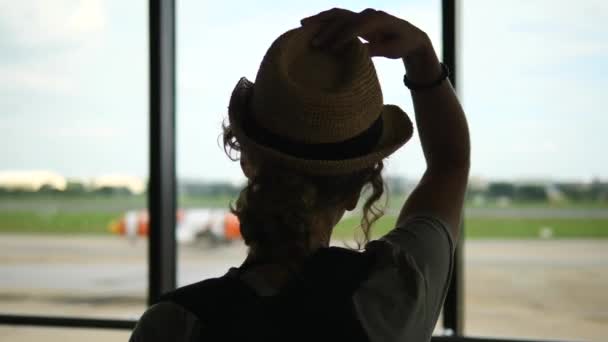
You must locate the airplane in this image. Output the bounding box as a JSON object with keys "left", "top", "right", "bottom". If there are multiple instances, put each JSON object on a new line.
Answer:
{"left": 109, "top": 208, "right": 241, "bottom": 245}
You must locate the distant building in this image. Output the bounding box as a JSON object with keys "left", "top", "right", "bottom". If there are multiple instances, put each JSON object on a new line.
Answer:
{"left": 0, "top": 170, "right": 67, "bottom": 191}
{"left": 0, "top": 170, "right": 148, "bottom": 195}
{"left": 90, "top": 174, "right": 146, "bottom": 194}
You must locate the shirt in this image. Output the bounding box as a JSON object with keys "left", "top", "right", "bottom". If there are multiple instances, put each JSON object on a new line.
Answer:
{"left": 129, "top": 214, "right": 455, "bottom": 342}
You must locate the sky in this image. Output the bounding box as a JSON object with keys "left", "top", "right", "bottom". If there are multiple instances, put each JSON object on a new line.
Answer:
{"left": 0, "top": 0, "right": 606, "bottom": 184}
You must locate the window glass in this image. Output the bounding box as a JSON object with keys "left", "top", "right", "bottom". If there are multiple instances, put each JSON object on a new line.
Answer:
{"left": 176, "top": 0, "right": 444, "bottom": 333}
{"left": 0, "top": 0, "right": 148, "bottom": 320}
{"left": 461, "top": 1, "right": 608, "bottom": 341}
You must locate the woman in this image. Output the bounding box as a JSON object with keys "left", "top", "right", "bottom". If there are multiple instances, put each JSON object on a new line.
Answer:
{"left": 130, "top": 7, "right": 470, "bottom": 342}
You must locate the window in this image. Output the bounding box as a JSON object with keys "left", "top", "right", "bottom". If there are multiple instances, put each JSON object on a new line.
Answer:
{"left": 461, "top": 1, "right": 608, "bottom": 341}
{"left": 0, "top": 0, "right": 148, "bottom": 326}
{"left": 176, "top": 0, "right": 447, "bottom": 335}
{"left": 6, "top": 1, "right": 601, "bottom": 341}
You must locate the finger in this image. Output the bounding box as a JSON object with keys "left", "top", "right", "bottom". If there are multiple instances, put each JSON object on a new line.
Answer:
{"left": 331, "top": 11, "right": 383, "bottom": 51}
{"left": 363, "top": 40, "right": 406, "bottom": 59}
{"left": 300, "top": 8, "right": 349, "bottom": 26}
{"left": 312, "top": 18, "right": 350, "bottom": 48}
{"left": 362, "top": 42, "right": 382, "bottom": 57}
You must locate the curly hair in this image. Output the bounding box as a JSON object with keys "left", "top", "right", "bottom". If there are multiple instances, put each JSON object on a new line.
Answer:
{"left": 222, "top": 122, "right": 386, "bottom": 263}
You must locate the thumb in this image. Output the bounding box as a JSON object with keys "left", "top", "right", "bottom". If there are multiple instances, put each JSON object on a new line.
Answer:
{"left": 363, "top": 41, "right": 403, "bottom": 59}
{"left": 363, "top": 42, "right": 384, "bottom": 57}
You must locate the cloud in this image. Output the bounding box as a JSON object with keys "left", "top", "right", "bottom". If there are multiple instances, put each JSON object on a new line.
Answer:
{"left": 0, "top": 0, "right": 108, "bottom": 95}
{"left": 457, "top": 0, "right": 608, "bottom": 180}
{"left": 461, "top": 0, "right": 608, "bottom": 115}
{"left": 0, "top": 64, "right": 76, "bottom": 94}
{"left": 0, "top": 0, "right": 105, "bottom": 51}
{"left": 461, "top": 0, "right": 608, "bottom": 79}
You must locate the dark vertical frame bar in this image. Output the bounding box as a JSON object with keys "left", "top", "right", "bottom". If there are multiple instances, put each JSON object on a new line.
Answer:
{"left": 442, "top": 0, "right": 465, "bottom": 335}
{"left": 148, "top": 0, "right": 177, "bottom": 305}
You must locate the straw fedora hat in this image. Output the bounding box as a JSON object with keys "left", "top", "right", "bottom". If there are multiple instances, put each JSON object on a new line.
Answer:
{"left": 228, "top": 24, "right": 413, "bottom": 175}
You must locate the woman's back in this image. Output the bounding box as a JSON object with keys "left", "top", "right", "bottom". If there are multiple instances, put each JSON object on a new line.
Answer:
{"left": 130, "top": 216, "right": 454, "bottom": 342}
{"left": 160, "top": 246, "right": 374, "bottom": 342}
{"left": 130, "top": 7, "right": 469, "bottom": 342}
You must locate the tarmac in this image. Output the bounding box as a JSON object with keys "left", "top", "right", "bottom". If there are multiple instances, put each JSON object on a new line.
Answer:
{"left": 0, "top": 235, "right": 606, "bottom": 342}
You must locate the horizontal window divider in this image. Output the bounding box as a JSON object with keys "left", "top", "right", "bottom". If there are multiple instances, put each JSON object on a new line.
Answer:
{"left": 0, "top": 314, "right": 136, "bottom": 330}
{"left": 0, "top": 314, "right": 575, "bottom": 342}
{"left": 432, "top": 336, "right": 573, "bottom": 342}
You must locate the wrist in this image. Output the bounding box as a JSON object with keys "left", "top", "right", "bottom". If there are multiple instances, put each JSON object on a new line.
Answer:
{"left": 402, "top": 38, "right": 442, "bottom": 84}
{"left": 403, "top": 62, "right": 449, "bottom": 91}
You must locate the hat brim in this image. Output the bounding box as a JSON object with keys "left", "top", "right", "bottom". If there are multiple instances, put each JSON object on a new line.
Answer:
{"left": 228, "top": 78, "right": 414, "bottom": 175}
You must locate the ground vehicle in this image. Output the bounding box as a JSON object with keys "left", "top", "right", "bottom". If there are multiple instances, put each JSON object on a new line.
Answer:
{"left": 109, "top": 208, "right": 241, "bottom": 244}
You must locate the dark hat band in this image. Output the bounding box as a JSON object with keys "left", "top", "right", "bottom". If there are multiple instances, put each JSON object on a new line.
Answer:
{"left": 242, "top": 113, "right": 384, "bottom": 161}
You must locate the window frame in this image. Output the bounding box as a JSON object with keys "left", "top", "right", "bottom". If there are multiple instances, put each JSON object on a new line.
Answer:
{"left": 0, "top": 0, "right": 175, "bottom": 331}
{"left": 0, "top": 1, "right": 577, "bottom": 341}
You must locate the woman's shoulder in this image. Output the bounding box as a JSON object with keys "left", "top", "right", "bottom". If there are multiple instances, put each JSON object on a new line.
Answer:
{"left": 352, "top": 214, "right": 455, "bottom": 342}
{"left": 129, "top": 302, "right": 202, "bottom": 342}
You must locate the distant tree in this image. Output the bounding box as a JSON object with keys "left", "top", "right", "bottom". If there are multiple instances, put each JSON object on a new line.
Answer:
{"left": 590, "top": 179, "right": 608, "bottom": 201}
{"left": 180, "top": 181, "right": 240, "bottom": 197}
{"left": 94, "top": 186, "right": 133, "bottom": 196}
{"left": 487, "top": 182, "right": 516, "bottom": 199}
{"left": 555, "top": 183, "right": 589, "bottom": 201}
{"left": 64, "top": 181, "right": 86, "bottom": 195}
{"left": 208, "top": 183, "right": 240, "bottom": 197}
{"left": 38, "top": 184, "right": 61, "bottom": 194}
{"left": 515, "top": 184, "right": 548, "bottom": 202}
{"left": 0, "top": 188, "right": 25, "bottom": 196}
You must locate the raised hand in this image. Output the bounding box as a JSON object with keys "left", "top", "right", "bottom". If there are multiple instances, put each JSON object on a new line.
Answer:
{"left": 301, "top": 8, "right": 432, "bottom": 62}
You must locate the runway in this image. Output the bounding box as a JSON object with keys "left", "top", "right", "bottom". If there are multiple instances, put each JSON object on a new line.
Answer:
{"left": 0, "top": 235, "right": 607, "bottom": 341}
